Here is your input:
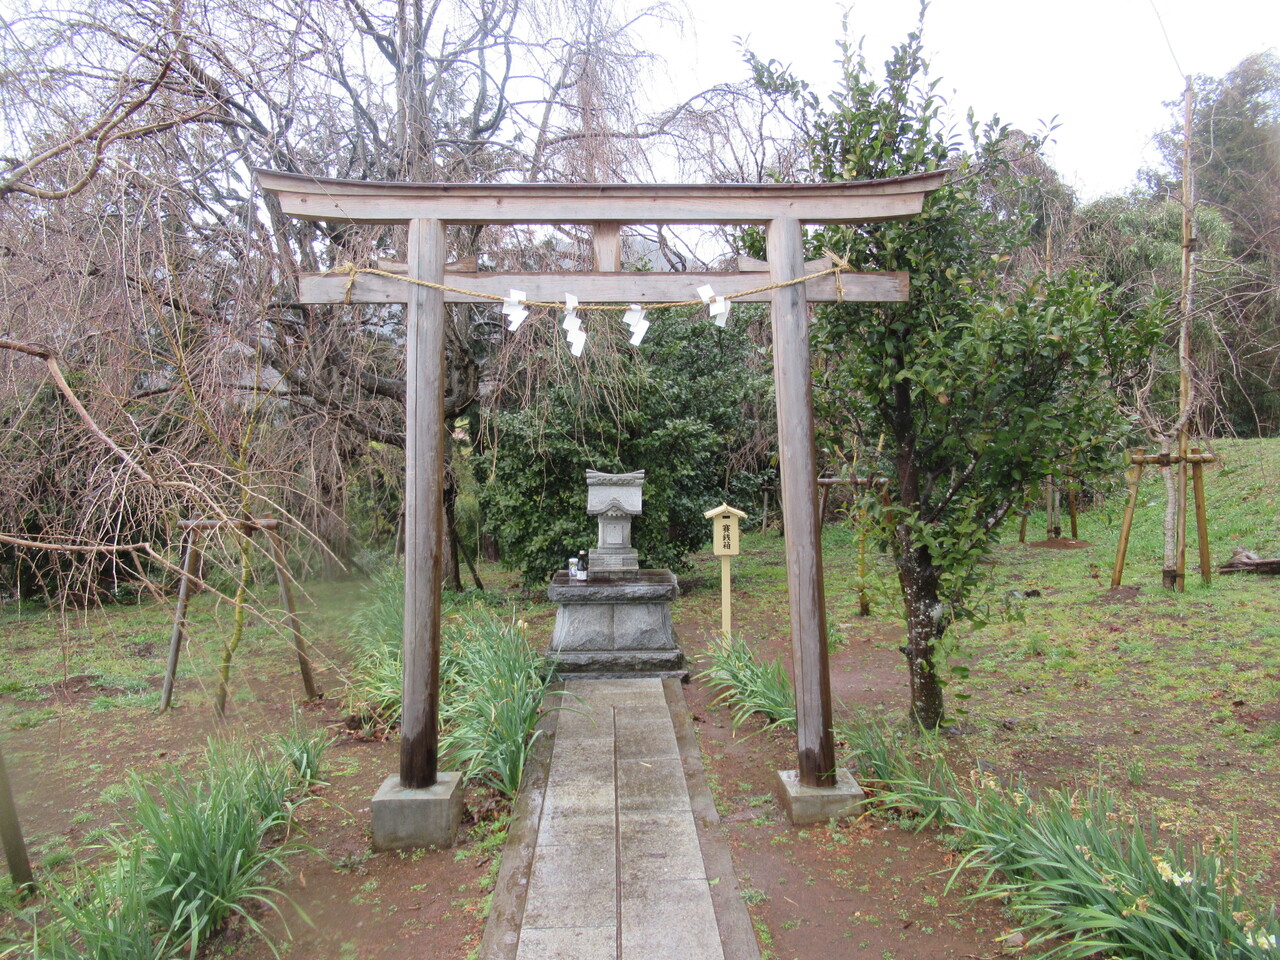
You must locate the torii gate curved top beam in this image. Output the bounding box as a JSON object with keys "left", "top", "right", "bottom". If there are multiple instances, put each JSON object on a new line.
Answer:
{"left": 256, "top": 168, "right": 947, "bottom": 224}
{"left": 258, "top": 169, "right": 945, "bottom": 808}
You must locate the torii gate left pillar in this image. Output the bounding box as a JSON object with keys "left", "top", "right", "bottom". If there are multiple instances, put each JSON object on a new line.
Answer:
{"left": 258, "top": 170, "right": 945, "bottom": 840}
{"left": 371, "top": 217, "right": 466, "bottom": 850}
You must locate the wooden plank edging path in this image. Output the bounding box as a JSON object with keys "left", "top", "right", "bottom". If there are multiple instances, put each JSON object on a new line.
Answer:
{"left": 478, "top": 678, "right": 760, "bottom": 960}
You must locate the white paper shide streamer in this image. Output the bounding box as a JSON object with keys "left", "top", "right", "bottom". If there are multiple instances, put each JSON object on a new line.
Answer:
{"left": 528, "top": 280, "right": 738, "bottom": 359}
{"left": 621, "top": 303, "right": 649, "bottom": 346}
{"left": 709, "top": 296, "right": 730, "bottom": 327}
{"left": 697, "top": 284, "right": 731, "bottom": 327}
{"left": 562, "top": 293, "right": 586, "bottom": 356}
{"left": 501, "top": 289, "right": 528, "bottom": 331}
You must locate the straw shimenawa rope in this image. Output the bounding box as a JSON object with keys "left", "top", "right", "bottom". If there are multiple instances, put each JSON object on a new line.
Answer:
{"left": 330, "top": 247, "right": 859, "bottom": 309}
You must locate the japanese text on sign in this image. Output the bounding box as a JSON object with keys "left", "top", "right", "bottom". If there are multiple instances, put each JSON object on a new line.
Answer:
{"left": 713, "top": 514, "right": 739, "bottom": 556}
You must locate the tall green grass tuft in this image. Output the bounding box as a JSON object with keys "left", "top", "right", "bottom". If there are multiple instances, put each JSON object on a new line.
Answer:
{"left": 438, "top": 610, "right": 554, "bottom": 798}
{"left": 346, "top": 568, "right": 553, "bottom": 798}
{"left": 19, "top": 843, "right": 174, "bottom": 960}
{"left": 840, "top": 715, "right": 1280, "bottom": 959}
{"left": 347, "top": 566, "right": 407, "bottom": 727}
{"left": 277, "top": 710, "right": 331, "bottom": 786}
{"left": 5, "top": 732, "right": 324, "bottom": 960}
{"left": 130, "top": 761, "right": 293, "bottom": 947}
{"left": 697, "top": 634, "right": 796, "bottom": 730}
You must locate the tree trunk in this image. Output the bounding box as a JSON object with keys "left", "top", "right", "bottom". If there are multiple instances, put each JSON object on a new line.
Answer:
{"left": 315, "top": 465, "right": 350, "bottom": 580}
{"left": 442, "top": 462, "right": 462, "bottom": 593}
{"left": 1161, "top": 459, "right": 1179, "bottom": 589}
{"left": 896, "top": 540, "right": 947, "bottom": 730}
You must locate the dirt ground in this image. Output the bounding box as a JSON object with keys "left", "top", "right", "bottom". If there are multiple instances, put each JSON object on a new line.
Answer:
{"left": 13, "top": 524, "right": 1278, "bottom": 960}
{"left": 670, "top": 567, "right": 1033, "bottom": 960}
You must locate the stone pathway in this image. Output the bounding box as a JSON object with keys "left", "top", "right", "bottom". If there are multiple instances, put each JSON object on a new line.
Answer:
{"left": 480, "top": 677, "right": 758, "bottom": 960}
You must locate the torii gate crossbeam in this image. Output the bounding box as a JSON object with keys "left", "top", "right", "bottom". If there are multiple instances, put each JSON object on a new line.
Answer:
{"left": 258, "top": 170, "right": 944, "bottom": 809}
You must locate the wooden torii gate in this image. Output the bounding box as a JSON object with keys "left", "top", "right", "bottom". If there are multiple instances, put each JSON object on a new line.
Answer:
{"left": 257, "top": 170, "right": 944, "bottom": 798}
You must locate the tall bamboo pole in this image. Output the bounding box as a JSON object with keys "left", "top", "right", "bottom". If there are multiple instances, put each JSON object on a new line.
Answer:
{"left": 1174, "top": 77, "right": 1195, "bottom": 592}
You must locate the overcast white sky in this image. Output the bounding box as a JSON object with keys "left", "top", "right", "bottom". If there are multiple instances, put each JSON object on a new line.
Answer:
{"left": 647, "top": 0, "right": 1278, "bottom": 199}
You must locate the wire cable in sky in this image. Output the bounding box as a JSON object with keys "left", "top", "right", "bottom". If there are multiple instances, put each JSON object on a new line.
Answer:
{"left": 1147, "top": 0, "right": 1186, "bottom": 79}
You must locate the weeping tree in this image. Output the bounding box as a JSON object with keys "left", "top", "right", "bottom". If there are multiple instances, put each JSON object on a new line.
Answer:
{"left": 750, "top": 15, "right": 1160, "bottom": 728}
{"left": 0, "top": 0, "right": 707, "bottom": 598}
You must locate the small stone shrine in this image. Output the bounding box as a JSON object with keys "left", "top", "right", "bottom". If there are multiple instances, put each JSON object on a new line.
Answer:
{"left": 548, "top": 470, "right": 686, "bottom": 678}
{"left": 586, "top": 469, "right": 642, "bottom": 575}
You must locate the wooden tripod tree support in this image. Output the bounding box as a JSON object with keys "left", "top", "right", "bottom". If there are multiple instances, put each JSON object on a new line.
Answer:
{"left": 1111, "top": 448, "right": 1215, "bottom": 590}
{"left": 257, "top": 169, "right": 944, "bottom": 811}
{"left": 1045, "top": 480, "right": 1061, "bottom": 539}
{"left": 159, "top": 518, "right": 322, "bottom": 711}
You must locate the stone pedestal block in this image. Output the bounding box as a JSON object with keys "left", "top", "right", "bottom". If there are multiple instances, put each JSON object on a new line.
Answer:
{"left": 548, "top": 570, "right": 685, "bottom": 677}
{"left": 371, "top": 772, "right": 464, "bottom": 850}
{"left": 774, "top": 768, "right": 866, "bottom": 825}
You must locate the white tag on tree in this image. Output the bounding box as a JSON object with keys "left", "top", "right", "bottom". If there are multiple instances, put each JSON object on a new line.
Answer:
{"left": 628, "top": 318, "right": 650, "bottom": 346}
{"left": 568, "top": 327, "right": 587, "bottom": 357}
{"left": 696, "top": 284, "right": 715, "bottom": 303}
{"left": 710, "top": 296, "right": 730, "bottom": 327}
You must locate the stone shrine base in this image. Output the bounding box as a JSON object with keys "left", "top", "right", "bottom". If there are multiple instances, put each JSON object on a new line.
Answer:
{"left": 547, "top": 570, "right": 686, "bottom": 679}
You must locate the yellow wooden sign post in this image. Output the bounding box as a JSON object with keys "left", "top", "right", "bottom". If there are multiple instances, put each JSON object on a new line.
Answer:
{"left": 705, "top": 503, "right": 747, "bottom": 635}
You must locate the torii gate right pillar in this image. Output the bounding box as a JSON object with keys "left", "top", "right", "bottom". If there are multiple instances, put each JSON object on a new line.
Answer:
{"left": 769, "top": 217, "right": 866, "bottom": 821}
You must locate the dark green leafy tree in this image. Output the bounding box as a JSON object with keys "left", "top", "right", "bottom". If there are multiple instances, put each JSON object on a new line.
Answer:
{"left": 480, "top": 307, "right": 772, "bottom": 587}
{"left": 750, "top": 15, "right": 1161, "bottom": 728}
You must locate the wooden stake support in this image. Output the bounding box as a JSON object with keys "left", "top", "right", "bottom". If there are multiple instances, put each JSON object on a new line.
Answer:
{"left": 1045, "top": 481, "right": 1061, "bottom": 539}
{"left": 160, "top": 518, "right": 321, "bottom": 711}
{"left": 1191, "top": 448, "right": 1212, "bottom": 580}
{"left": 1112, "top": 448, "right": 1145, "bottom": 589}
{"left": 1067, "top": 476, "right": 1079, "bottom": 540}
